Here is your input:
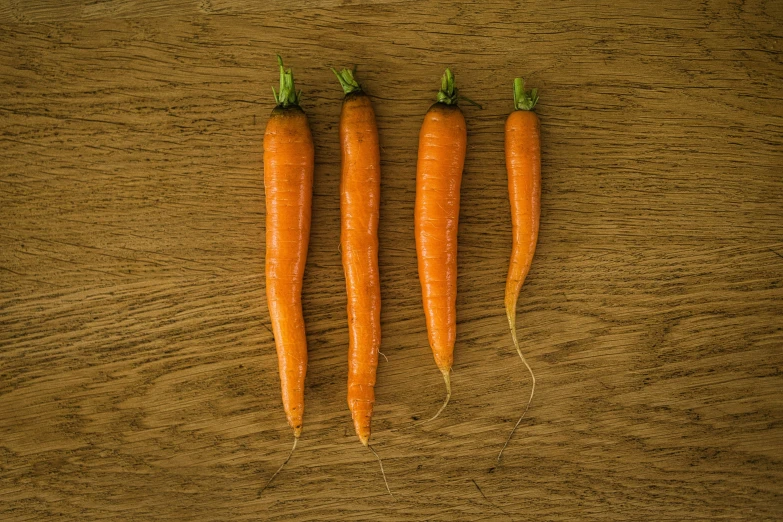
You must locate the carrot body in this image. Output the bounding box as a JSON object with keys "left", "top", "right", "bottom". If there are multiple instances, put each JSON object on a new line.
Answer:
{"left": 504, "top": 109, "right": 540, "bottom": 329}
{"left": 339, "top": 90, "right": 382, "bottom": 447}
{"left": 415, "top": 71, "right": 467, "bottom": 410}
{"left": 264, "top": 102, "right": 314, "bottom": 439}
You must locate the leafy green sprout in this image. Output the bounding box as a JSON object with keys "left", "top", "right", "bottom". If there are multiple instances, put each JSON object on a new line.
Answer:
{"left": 272, "top": 55, "right": 301, "bottom": 108}
{"left": 513, "top": 78, "right": 539, "bottom": 111}
{"left": 331, "top": 67, "right": 362, "bottom": 95}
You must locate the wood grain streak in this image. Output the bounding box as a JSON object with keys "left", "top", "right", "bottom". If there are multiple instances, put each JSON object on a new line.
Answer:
{"left": 1, "top": 0, "right": 782, "bottom": 519}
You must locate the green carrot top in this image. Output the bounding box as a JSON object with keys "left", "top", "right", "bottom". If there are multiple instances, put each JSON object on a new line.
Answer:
{"left": 436, "top": 68, "right": 458, "bottom": 105}
{"left": 513, "top": 77, "right": 538, "bottom": 111}
{"left": 332, "top": 67, "right": 362, "bottom": 95}
{"left": 272, "top": 55, "right": 302, "bottom": 108}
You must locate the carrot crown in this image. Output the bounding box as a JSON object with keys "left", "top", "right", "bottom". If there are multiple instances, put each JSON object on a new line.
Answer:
{"left": 272, "top": 55, "right": 302, "bottom": 108}
{"left": 513, "top": 77, "right": 539, "bottom": 111}
{"left": 331, "top": 67, "right": 362, "bottom": 95}
{"left": 436, "top": 68, "right": 459, "bottom": 105}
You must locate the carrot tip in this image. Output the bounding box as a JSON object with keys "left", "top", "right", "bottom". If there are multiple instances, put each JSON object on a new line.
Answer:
{"left": 423, "top": 369, "right": 451, "bottom": 423}
{"left": 497, "top": 304, "right": 537, "bottom": 464}
{"left": 368, "top": 444, "right": 395, "bottom": 500}
{"left": 359, "top": 433, "right": 369, "bottom": 447}
{"left": 259, "top": 436, "right": 298, "bottom": 496}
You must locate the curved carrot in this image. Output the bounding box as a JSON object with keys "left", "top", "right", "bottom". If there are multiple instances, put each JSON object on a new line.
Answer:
{"left": 415, "top": 69, "right": 467, "bottom": 420}
{"left": 333, "top": 67, "right": 382, "bottom": 447}
{"left": 264, "top": 56, "right": 313, "bottom": 442}
{"left": 498, "top": 77, "right": 540, "bottom": 463}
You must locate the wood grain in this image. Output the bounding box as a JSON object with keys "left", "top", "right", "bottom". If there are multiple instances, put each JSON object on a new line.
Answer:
{"left": 1, "top": 0, "right": 782, "bottom": 520}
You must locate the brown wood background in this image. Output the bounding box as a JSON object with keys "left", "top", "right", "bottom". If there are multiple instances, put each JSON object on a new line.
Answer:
{"left": 1, "top": 1, "right": 782, "bottom": 520}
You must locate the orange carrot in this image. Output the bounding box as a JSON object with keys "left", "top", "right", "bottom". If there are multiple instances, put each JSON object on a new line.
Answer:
{"left": 261, "top": 56, "right": 313, "bottom": 491}
{"left": 415, "top": 69, "right": 467, "bottom": 419}
{"left": 498, "top": 78, "right": 540, "bottom": 462}
{"left": 333, "top": 68, "right": 382, "bottom": 447}
{"left": 333, "top": 67, "right": 393, "bottom": 499}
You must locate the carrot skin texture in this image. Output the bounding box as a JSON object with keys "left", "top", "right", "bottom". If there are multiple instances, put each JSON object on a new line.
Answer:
{"left": 340, "top": 92, "right": 382, "bottom": 447}
{"left": 504, "top": 109, "right": 541, "bottom": 333}
{"left": 264, "top": 105, "right": 314, "bottom": 438}
{"left": 415, "top": 103, "right": 467, "bottom": 376}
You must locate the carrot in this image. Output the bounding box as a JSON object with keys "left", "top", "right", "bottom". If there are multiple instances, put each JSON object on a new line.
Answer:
{"left": 332, "top": 67, "right": 392, "bottom": 499}
{"left": 333, "top": 68, "right": 382, "bottom": 447}
{"left": 498, "top": 77, "right": 540, "bottom": 463}
{"left": 415, "top": 69, "right": 467, "bottom": 420}
{"left": 260, "top": 55, "right": 313, "bottom": 492}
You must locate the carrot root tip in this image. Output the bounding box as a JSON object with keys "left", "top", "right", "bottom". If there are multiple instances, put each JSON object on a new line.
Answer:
{"left": 368, "top": 444, "right": 394, "bottom": 500}
{"left": 259, "top": 436, "right": 298, "bottom": 496}
{"left": 424, "top": 369, "right": 452, "bottom": 423}
{"left": 496, "top": 303, "right": 537, "bottom": 464}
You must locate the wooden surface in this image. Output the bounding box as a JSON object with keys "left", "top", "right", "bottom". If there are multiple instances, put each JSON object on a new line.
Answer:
{"left": 1, "top": 1, "right": 782, "bottom": 520}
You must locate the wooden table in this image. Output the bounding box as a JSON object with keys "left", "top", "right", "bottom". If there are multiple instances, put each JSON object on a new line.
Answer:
{"left": 2, "top": 1, "right": 781, "bottom": 520}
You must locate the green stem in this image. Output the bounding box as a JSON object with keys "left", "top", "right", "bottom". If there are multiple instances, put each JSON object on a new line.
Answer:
{"left": 331, "top": 67, "right": 362, "bottom": 95}
{"left": 513, "top": 77, "right": 538, "bottom": 111}
{"left": 272, "top": 55, "right": 301, "bottom": 108}
{"left": 436, "top": 68, "right": 458, "bottom": 105}
{"left": 434, "top": 68, "right": 482, "bottom": 108}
